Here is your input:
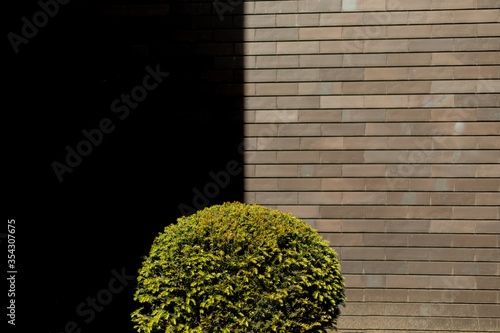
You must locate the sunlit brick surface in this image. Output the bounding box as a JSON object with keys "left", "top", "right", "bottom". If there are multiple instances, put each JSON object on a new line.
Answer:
{"left": 242, "top": 0, "right": 500, "bottom": 331}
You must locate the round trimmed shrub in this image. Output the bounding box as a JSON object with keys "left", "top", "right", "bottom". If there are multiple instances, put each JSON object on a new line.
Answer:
{"left": 131, "top": 202, "right": 345, "bottom": 333}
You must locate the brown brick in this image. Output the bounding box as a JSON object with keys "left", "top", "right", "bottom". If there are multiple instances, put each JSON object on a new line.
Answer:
{"left": 342, "top": 109, "right": 386, "bottom": 122}
{"left": 431, "top": 80, "right": 477, "bottom": 93}
{"left": 341, "top": 247, "right": 386, "bottom": 260}
{"left": 386, "top": 248, "right": 430, "bottom": 260}
{"left": 454, "top": 37, "right": 500, "bottom": 51}
{"left": 245, "top": 69, "right": 277, "bottom": 82}
{"left": 410, "top": 123, "right": 455, "bottom": 135}
{"left": 344, "top": 137, "right": 387, "bottom": 150}
{"left": 409, "top": 290, "right": 453, "bottom": 303}
{"left": 298, "top": 0, "right": 342, "bottom": 13}
{"left": 321, "top": 233, "right": 363, "bottom": 247}
{"left": 300, "top": 137, "right": 343, "bottom": 150}
{"left": 364, "top": 206, "right": 408, "bottom": 219}
{"left": 431, "top": 193, "right": 476, "bottom": 206}
{"left": 386, "top": 164, "right": 432, "bottom": 178}
{"left": 320, "top": 68, "right": 365, "bottom": 81}
{"left": 478, "top": 23, "right": 500, "bottom": 36}
{"left": 409, "top": 262, "right": 453, "bottom": 275}
{"left": 276, "top": 68, "right": 320, "bottom": 81}
{"left": 321, "top": 151, "right": 364, "bottom": 163}
{"left": 477, "top": 108, "right": 500, "bottom": 120}
{"left": 432, "top": 24, "right": 477, "bottom": 38}
{"left": 320, "top": 40, "right": 364, "bottom": 53}
{"left": 387, "top": 81, "right": 432, "bottom": 94}
{"left": 300, "top": 164, "right": 342, "bottom": 177}
{"left": 410, "top": 66, "right": 454, "bottom": 80}
{"left": 255, "top": 28, "right": 299, "bottom": 41}
{"left": 321, "top": 96, "right": 364, "bottom": 108}
{"left": 454, "top": 66, "right": 500, "bottom": 79}
{"left": 339, "top": 261, "right": 364, "bottom": 274}
{"left": 432, "top": 137, "right": 478, "bottom": 149}
{"left": 453, "top": 235, "right": 498, "bottom": 247}
{"left": 343, "top": 192, "right": 387, "bottom": 205}
{"left": 431, "top": 165, "right": 477, "bottom": 177}
{"left": 410, "top": 178, "right": 454, "bottom": 191}
{"left": 341, "top": 219, "right": 385, "bottom": 232}
{"left": 388, "top": 137, "right": 432, "bottom": 149}
{"left": 455, "top": 122, "right": 500, "bottom": 135}
{"left": 453, "top": 207, "right": 498, "bottom": 220}
{"left": 299, "top": 82, "right": 342, "bottom": 95}
{"left": 477, "top": 164, "right": 500, "bottom": 177}
{"left": 298, "top": 110, "right": 342, "bottom": 122}
{"left": 276, "top": 41, "right": 320, "bottom": 54}
{"left": 255, "top": 83, "right": 298, "bottom": 95}
{"left": 252, "top": 1, "right": 297, "bottom": 14}
{"left": 363, "top": 234, "right": 408, "bottom": 247}
{"left": 299, "top": 27, "right": 342, "bottom": 40}
{"left": 386, "top": 109, "right": 432, "bottom": 121}
{"left": 387, "top": 0, "right": 432, "bottom": 10}
{"left": 255, "top": 55, "right": 299, "bottom": 68}
{"left": 455, "top": 179, "right": 500, "bottom": 191}
{"left": 364, "top": 68, "right": 409, "bottom": 80}
{"left": 322, "top": 178, "right": 365, "bottom": 191}
{"left": 386, "top": 220, "right": 430, "bottom": 233}
{"left": 366, "top": 94, "right": 412, "bottom": 108}
{"left": 430, "top": 248, "right": 476, "bottom": 261}
{"left": 244, "top": 96, "right": 277, "bottom": 109}
{"left": 342, "top": 26, "right": 387, "bottom": 39}
{"left": 476, "top": 249, "right": 500, "bottom": 261}
{"left": 277, "top": 96, "right": 320, "bottom": 109}
{"left": 342, "top": 164, "right": 386, "bottom": 177}
{"left": 476, "top": 221, "right": 500, "bottom": 234}
{"left": 431, "top": 109, "right": 477, "bottom": 121}
{"left": 364, "top": 150, "right": 408, "bottom": 163}
{"left": 388, "top": 25, "right": 432, "bottom": 38}
{"left": 454, "top": 150, "right": 500, "bottom": 163}
{"left": 409, "top": 151, "right": 454, "bottom": 164}
{"left": 408, "top": 206, "right": 453, "bottom": 219}
{"left": 364, "top": 261, "right": 408, "bottom": 274}
{"left": 345, "top": 275, "right": 386, "bottom": 288}
{"left": 387, "top": 275, "right": 431, "bottom": 289}
{"left": 244, "top": 178, "right": 278, "bottom": 191}
{"left": 431, "top": 52, "right": 477, "bottom": 66}
{"left": 431, "top": 0, "right": 477, "bottom": 9}
{"left": 277, "top": 205, "right": 320, "bottom": 219}
{"left": 431, "top": 276, "right": 476, "bottom": 289}
{"left": 476, "top": 193, "right": 500, "bottom": 205}
{"left": 312, "top": 219, "right": 341, "bottom": 232}
{"left": 276, "top": 13, "right": 320, "bottom": 27}
{"left": 477, "top": 305, "right": 500, "bottom": 317}
{"left": 277, "top": 151, "right": 320, "bottom": 164}
{"left": 245, "top": 124, "right": 279, "bottom": 136}
{"left": 243, "top": 15, "right": 276, "bottom": 28}
{"left": 366, "top": 178, "right": 409, "bottom": 191}
{"left": 343, "top": 54, "right": 387, "bottom": 67}
{"left": 255, "top": 192, "right": 298, "bottom": 205}
{"left": 365, "top": 123, "right": 410, "bottom": 135}
{"left": 364, "top": 289, "right": 408, "bottom": 302}
{"left": 387, "top": 192, "right": 431, "bottom": 205}
{"left": 320, "top": 206, "right": 363, "bottom": 218}
{"left": 409, "top": 39, "right": 454, "bottom": 52}
{"left": 321, "top": 123, "right": 366, "bottom": 136}
{"left": 278, "top": 124, "right": 321, "bottom": 136}
{"left": 365, "top": 39, "right": 409, "bottom": 52}
{"left": 342, "top": 81, "right": 387, "bottom": 94}
{"left": 320, "top": 12, "right": 364, "bottom": 26}
{"left": 298, "top": 192, "right": 342, "bottom": 205}
{"left": 257, "top": 138, "right": 299, "bottom": 150}
{"left": 408, "top": 10, "right": 454, "bottom": 24}
{"left": 431, "top": 304, "right": 472, "bottom": 317}
{"left": 388, "top": 53, "right": 432, "bottom": 66}
{"left": 453, "top": 290, "right": 498, "bottom": 304}
{"left": 245, "top": 151, "right": 277, "bottom": 163}
{"left": 430, "top": 220, "right": 476, "bottom": 233}
{"left": 255, "top": 110, "right": 298, "bottom": 123}
{"left": 299, "top": 54, "right": 342, "bottom": 67}
{"left": 454, "top": 262, "right": 499, "bottom": 276}
{"left": 255, "top": 165, "right": 298, "bottom": 177}
{"left": 454, "top": 9, "right": 500, "bottom": 23}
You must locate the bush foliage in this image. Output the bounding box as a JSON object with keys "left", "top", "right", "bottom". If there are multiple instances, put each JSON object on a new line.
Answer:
{"left": 132, "top": 202, "right": 345, "bottom": 332}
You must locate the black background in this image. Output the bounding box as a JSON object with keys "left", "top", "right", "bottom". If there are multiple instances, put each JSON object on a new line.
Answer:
{"left": 3, "top": 1, "right": 243, "bottom": 332}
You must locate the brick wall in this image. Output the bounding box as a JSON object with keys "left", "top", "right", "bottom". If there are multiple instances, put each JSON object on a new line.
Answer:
{"left": 241, "top": 0, "right": 500, "bottom": 331}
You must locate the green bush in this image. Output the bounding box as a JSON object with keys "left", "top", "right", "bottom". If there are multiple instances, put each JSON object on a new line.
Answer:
{"left": 131, "top": 202, "right": 345, "bottom": 333}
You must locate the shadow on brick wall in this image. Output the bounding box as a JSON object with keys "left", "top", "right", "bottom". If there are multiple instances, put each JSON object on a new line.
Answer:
{"left": 4, "top": 1, "right": 243, "bottom": 332}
